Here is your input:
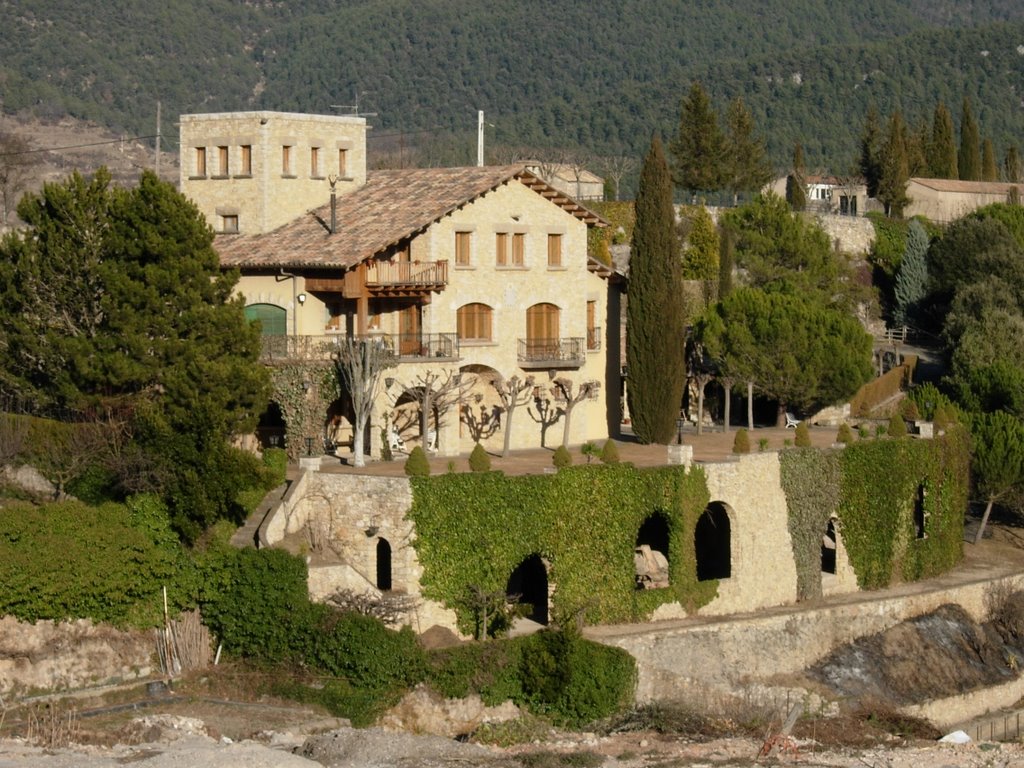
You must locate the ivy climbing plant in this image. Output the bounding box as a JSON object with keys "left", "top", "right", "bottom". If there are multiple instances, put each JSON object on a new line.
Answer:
{"left": 269, "top": 362, "right": 336, "bottom": 461}
{"left": 408, "top": 464, "right": 712, "bottom": 633}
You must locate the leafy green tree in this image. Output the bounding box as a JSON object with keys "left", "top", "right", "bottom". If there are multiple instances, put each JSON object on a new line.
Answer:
{"left": 928, "top": 102, "right": 958, "bottom": 179}
{"left": 723, "top": 96, "right": 771, "bottom": 205}
{"left": 721, "top": 193, "right": 847, "bottom": 304}
{"left": 878, "top": 111, "right": 911, "bottom": 218}
{"left": 970, "top": 410, "right": 1024, "bottom": 543}
{"left": 695, "top": 288, "right": 873, "bottom": 424}
{"left": 893, "top": 219, "right": 929, "bottom": 326}
{"left": 951, "top": 361, "right": 1024, "bottom": 419}
{"left": 679, "top": 204, "right": 719, "bottom": 280}
{"left": 860, "top": 104, "right": 884, "bottom": 198}
{"left": 959, "top": 98, "right": 982, "bottom": 182}
{"left": 982, "top": 138, "right": 999, "bottom": 182}
{"left": 627, "top": 136, "right": 686, "bottom": 444}
{"left": 671, "top": 82, "right": 724, "bottom": 198}
{"left": 718, "top": 224, "right": 735, "bottom": 299}
{"left": 0, "top": 169, "right": 270, "bottom": 540}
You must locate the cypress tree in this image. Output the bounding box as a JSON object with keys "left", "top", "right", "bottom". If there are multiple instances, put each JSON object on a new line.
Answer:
{"left": 785, "top": 142, "right": 807, "bottom": 211}
{"left": 860, "top": 104, "right": 883, "bottom": 197}
{"left": 1004, "top": 146, "right": 1021, "bottom": 183}
{"left": 878, "top": 111, "right": 911, "bottom": 218}
{"left": 627, "top": 136, "right": 686, "bottom": 444}
{"left": 671, "top": 82, "right": 725, "bottom": 198}
{"left": 928, "top": 102, "right": 958, "bottom": 179}
{"left": 723, "top": 96, "right": 771, "bottom": 206}
{"left": 718, "top": 224, "right": 734, "bottom": 299}
{"left": 982, "top": 138, "right": 999, "bottom": 182}
{"left": 959, "top": 98, "right": 981, "bottom": 182}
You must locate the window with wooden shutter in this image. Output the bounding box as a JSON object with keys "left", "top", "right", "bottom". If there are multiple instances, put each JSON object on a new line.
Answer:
{"left": 282, "top": 145, "right": 292, "bottom": 175}
{"left": 457, "top": 303, "right": 492, "bottom": 341}
{"left": 218, "top": 146, "right": 229, "bottom": 175}
{"left": 512, "top": 233, "right": 525, "bottom": 266}
{"left": 240, "top": 145, "right": 252, "bottom": 175}
{"left": 495, "top": 232, "right": 508, "bottom": 266}
{"left": 455, "top": 231, "right": 472, "bottom": 266}
{"left": 547, "top": 234, "right": 562, "bottom": 267}
{"left": 195, "top": 147, "right": 207, "bottom": 176}
{"left": 338, "top": 148, "right": 348, "bottom": 177}
{"left": 310, "top": 146, "right": 320, "bottom": 177}
{"left": 526, "top": 303, "right": 559, "bottom": 355}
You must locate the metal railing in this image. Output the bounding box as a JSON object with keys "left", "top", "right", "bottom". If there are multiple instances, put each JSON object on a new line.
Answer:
{"left": 517, "top": 337, "right": 585, "bottom": 367}
{"left": 260, "top": 333, "right": 458, "bottom": 362}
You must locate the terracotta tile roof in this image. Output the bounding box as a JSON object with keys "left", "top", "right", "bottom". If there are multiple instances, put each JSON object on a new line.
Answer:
{"left": 215, "top": 165, "right": 606, "bottom": 270}
{"left": 909, "top": 177, "right": 1019, "bottom": 195}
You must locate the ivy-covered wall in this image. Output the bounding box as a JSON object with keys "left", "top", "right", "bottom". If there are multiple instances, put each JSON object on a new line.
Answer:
{"left": 780, "top": 432, "right": 968, "bottom": 596}
{"left": 408, "top": 464, "right": 712, "bottom": 632}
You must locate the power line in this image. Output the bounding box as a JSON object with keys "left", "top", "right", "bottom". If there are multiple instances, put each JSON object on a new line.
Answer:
{"left": 0, "top": 134, "right": 161, "bottom": 158}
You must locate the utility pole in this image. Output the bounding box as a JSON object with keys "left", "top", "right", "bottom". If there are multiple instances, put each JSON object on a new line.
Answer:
{"left": 155, "top": 100, "right": 161, "bottom": 178}
{"left": 477, "top": 110, "right": 484, "bottom": 167}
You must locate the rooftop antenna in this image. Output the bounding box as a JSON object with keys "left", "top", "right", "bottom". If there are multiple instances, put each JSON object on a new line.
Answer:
{"left": 330, "top": 89, "right": 378, "bottom": 119}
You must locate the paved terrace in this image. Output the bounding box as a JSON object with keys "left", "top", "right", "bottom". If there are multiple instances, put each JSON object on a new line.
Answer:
{"left": 307, "top": 424, "right": 844, "bottom": 478}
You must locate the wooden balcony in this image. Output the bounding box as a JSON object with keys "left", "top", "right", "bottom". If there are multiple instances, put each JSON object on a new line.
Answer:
{"left": 365, "top": 260, "right": 448, "bottom": 296}
{"left": 260, "top": 333, "right": 458, "bottom": 363}
{"left": 517, "top": 337, "right": 585, "bottom": 369}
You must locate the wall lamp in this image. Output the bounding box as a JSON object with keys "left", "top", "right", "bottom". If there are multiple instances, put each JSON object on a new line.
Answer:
{"left": 297, "top": 292, "right": 307, "bottom": 304}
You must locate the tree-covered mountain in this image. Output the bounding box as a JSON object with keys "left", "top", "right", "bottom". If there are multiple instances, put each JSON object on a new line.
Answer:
{"left": 1, "top": 0, "right": 1022, "bottom": 174}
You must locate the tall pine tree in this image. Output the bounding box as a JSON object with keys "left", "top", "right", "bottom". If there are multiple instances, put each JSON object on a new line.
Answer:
{"left": 627, "top": 136, "right": 686, "bottom": 444}
{"left": 928, "top": 102, "right": 958, "bottom": 179}
{"left": 959, "top": 98, "right": 981, "bottom": 182}
{"left": 860, "top": 104, "right": 883, "bottom": 198}
{"left": 982, "top": 138, "right": 999, "bottom": 182}
{"left": 878, "top": 111, "right": 911, "bottom": 218}
{"left": 723, "top": 96, "right": 771, "bottom": 206}
{"left": 894, "top": 220, "right": 929, "bottom": 327}
{"left": 671, "top": 82, "right": 725, "bottom": 198}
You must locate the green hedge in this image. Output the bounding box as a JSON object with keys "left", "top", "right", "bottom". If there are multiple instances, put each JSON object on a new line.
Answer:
{"left": 0, "top": 495, "right": 198, "bottom": 627}
{"left": 780, "top": 432, "right": 968, "bottom": 594}
{"left": 408, "top": 464, "right": 712, "bottom": 631}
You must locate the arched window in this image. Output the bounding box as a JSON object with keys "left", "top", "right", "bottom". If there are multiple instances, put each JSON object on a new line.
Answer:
{"left": 457, "top": 303, "right": 493, "bottom": 342}
{"left": 244, "top": 303, "right": 287, "bottom": 336}
{"left": 526, "top": 303, "right": 560, "bottom": 356}
{"left": 376, "top": 538, "right": 392, "bottom": 591}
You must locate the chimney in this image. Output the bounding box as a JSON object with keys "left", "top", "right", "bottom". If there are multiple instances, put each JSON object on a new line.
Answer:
{"left": 329, "top": 174, "right": 338, "bottom": 234}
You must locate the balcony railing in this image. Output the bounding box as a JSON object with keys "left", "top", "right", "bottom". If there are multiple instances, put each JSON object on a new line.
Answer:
{"left": 366, "top": 260, "right": 448, "bottom": 289}
{"left": 517, "top": 337, "right": 585, "bottom": 368}
{"left": 587, "top": 326, "right": 601, "bottom": 351}
{"left": 260, "top": 333, "right": 459, "bottom": 363}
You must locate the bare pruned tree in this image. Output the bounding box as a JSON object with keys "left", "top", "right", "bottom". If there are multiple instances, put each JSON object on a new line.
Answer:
{"left": 563, "top": 151, "right": 593, "bottom": 200}
{"left": 598, "top": 155, "right": 637, "bottom": 202}
{"left": 493, "top": 374, "right": 535, "bottom": 457}
{"left": 551, "top": 378, "right": 600, "bottom": 448}
{"left": 399, "top": 369, "right": 475, "bottom": 451}
{"left": 333, "top": 337, "right": 396, "bottom": 467}
{"left": 0, "top": 131, "right": 35, "bottom": 226}
{"left": 327, "top": 588, "right": 420, "bottom": 625}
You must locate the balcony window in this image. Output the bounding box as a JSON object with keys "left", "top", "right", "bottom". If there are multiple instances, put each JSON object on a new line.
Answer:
{"left": 526, "top": 302, "right": 559, "bottom": 355}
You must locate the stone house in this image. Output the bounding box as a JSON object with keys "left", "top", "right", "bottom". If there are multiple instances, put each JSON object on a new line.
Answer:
{"left": 904, "top": 177, "right": 1021, "bottom": 223}
{"left": 765, "top": 174, "right": 869, "bottom": 216}
{"left": 524, "top": 162, "right": 605, "bottom": 201}
{"left": 180, "top": 111, "right": 617, "bottom": 459}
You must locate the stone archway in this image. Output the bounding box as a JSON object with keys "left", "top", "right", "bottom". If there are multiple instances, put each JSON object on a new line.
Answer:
{"left": 507, "top": 554, "right": 549, "bottom": 626}
{"left": 255, "top": 401, "right": 287, "bottom": 451}
{"left": 695, "top": 502, "right": 732, "bottom": 581}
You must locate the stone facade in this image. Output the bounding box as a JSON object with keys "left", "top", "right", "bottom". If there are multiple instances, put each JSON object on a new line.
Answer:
{"left": 180, "top": 111, "right": 367, "bottom": 235}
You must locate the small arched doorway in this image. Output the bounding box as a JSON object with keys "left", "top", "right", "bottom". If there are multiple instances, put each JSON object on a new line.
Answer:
{"left": 376, "top": 538, "right": 392, "bottom": 591}
{"left": 507, "top": 554, "right": 548, "bottom": 625}
{"left": 635, "top": 513, "right": 670, "bottom": 589}
{"left": 913, "top": 483, "right": 927, "bottom": 539}
{"left": 256, "top": 401, "right": 287, "bottom": 451}
{"left": 821, "top": 519, "right": 837, "bottom": 575}
{"left": 695, "top": 502, "right": 731, "bottom": 581}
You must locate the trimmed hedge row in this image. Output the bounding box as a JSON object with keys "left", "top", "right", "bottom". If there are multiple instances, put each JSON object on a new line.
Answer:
{"left": 849, "top": 355, "right": 918, "bottom": 417}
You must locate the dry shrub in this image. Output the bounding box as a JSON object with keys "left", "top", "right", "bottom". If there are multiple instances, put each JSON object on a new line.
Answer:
{"left": 25, "top": 701, "right": 80, "bottom": 748}
{"left": 986, "top": 583, "right": 1024, "bottom": 640}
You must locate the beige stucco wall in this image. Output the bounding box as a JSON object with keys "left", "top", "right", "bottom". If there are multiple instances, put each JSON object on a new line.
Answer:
{"left": 180, "top": 111, "right": 367, "bottom": 235}
{"left": 232, "top": 176, "right": 611, "bottom": 458}
{"left": 905, "top": 182, "right": 1011, "bottom": 223}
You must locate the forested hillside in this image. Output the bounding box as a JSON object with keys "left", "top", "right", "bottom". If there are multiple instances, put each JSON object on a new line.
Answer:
{"left": 1, "top": 0, "right": 1022, "bottom": 173}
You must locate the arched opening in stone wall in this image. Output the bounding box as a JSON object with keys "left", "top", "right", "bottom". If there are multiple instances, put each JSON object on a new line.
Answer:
{"left": 325, "top": 392, "right": 356, "bottom": 454}
{"left": 634, "top": 513, "right": 670, "bottom": 589}
{"left": 507, "top": 554, "right": 548, "bottom": 626}
{"left": 393, "top": 386, "right": 440, "bottom": 450}
{"left": 821, "top": 518, "right": 837, "bottom": 575}
{"left": 695, "top": 502, "right": 731, "bottom": 581}
{"left": 255, "top": 401, "right": 287, "bottom": 451}
{"left": 376, "top": 538, "right": 392, "bottom": 591}
{"left": 913, "top": 483, "right": 927, "bottom": 539}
